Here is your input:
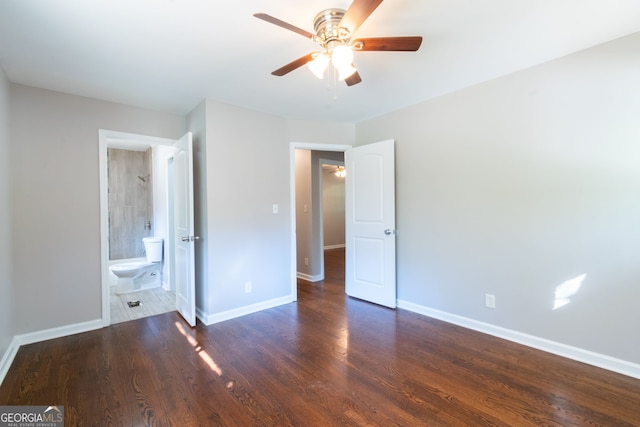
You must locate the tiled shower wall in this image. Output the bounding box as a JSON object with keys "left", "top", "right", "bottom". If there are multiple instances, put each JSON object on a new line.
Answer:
{"left": 108, "top": 148, "right": 153, "bottom": 260}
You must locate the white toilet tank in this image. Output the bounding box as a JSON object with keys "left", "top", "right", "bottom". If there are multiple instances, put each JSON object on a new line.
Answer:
{"left": 143, "top": 237, "right": 163, "bottom": 262}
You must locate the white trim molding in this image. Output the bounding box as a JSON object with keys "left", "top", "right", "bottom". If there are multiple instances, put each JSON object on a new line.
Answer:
{"left": 324, "top": 244, "right": 346, "bottom": 250}
{"left": 398, "top": 300, "right": 640, "bottom": 380}
{"left": 197, "top": 295, "right": 295, "bottom": 326}
{"left": 0, "top": 337, "right": 20, "bottom": 386}
{"left": 15, "top": 319, "right": 104, "bottom": 347}
{"left": 297, "top": 272, "right": 324, "bottom": 282}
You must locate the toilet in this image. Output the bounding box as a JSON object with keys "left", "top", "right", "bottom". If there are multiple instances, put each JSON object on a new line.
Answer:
{"left": 110, "top": 237, "right": 163, "bottom": 294}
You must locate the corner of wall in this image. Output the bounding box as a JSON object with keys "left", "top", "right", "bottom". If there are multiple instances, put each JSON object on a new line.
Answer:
{"left": 0, "top": 64, "right": 15, "bottom": 374}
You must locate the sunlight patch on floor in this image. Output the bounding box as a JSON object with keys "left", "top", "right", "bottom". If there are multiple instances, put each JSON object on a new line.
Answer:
{"left": 174, "top": 321, "right": 223, "bottom": 376}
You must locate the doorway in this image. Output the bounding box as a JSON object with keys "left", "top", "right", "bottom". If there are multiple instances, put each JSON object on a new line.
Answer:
{"left": 294, "top": 150, "right": 345, "bottom": 283}
{"left": 99, "top": 130, "right": 178, "bottom": 326}
{"left": 290, "top": 143, "right": 351, "bottom": 301}
{"left": 290, "top": 140, "right": 398, "bottom": 307}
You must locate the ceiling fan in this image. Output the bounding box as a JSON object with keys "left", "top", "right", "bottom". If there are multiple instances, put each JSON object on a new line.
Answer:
{"left": 254, "top": 0, "right": 422, "bottom": 86}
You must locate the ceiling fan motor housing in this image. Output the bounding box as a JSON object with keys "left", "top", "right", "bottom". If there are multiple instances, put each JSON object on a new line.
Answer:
{"left": 313, "top": 9, "right": 349, "bottom": 48}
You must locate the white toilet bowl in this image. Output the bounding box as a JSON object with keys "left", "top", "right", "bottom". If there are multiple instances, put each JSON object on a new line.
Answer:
{"left": 110, "top": 237, "right": 164, "bottom": 294}
{"left": 110, "top": 262, "right": 158, "bottom": 294}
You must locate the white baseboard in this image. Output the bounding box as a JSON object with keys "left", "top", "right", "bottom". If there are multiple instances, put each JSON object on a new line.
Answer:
{"left": 324, "top": 244, "right": 345, "bottom": 250}
{"left": 0, "top": 337, "right": 20, "bottom": 386}
{"left": 197, "top": 295, "right": 295, "bottom": 326}
{"left": 0, "top": 318, "right": 103, "bottom": 387}
{"left": 397, "top": 300, "right": 640, "bottom": 380}
{"left": 297, "top": 272, "right": 324, "bottom": 282}
{"left": 15, "top": 319, "right": 104, "bottom": 347}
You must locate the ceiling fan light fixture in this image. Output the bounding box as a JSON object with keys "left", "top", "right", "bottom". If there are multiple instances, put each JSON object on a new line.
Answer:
{"left": 307, "top": 52, "right": 329, "bottom": 79}
{"left": 331, "top": 44, "right": 357, "bottom": 80}
{"left": 255, "top": 2, "right": 422, "bottom": 86}
{"left": 331, "top": 44, "right": 354, "bottom": 69}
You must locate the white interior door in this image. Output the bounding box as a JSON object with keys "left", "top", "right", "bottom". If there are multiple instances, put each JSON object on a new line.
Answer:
{"left": 345, "top": 139, "right": 396, "bottom": 308}
{"left": 173, "top": 132, "right": 196, "bottom": 326}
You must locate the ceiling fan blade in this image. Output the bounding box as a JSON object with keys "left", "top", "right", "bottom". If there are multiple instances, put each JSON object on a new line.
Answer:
{"left": 339, "top": 0, "right": 384, "bottom": 35}
{"left": 271, "top": 53, "right": 315, "bottom": 77}
{"left": 345, "top": 71, "right": 362, "bottom": 86}
{"left": 352, "top": 36, "right": 423, "bottom": 51}
{"left": 253, "top": 13, "right": 314, "bottom": 39}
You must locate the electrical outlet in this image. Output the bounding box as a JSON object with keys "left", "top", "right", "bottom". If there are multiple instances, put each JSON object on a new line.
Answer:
{"left": 304, "top": 257, "right": 309, "bottom": 266}
{"left": 485, "top": 293, "right": 496, "bottom": 309}
{"left": 244, "top": 281, "right": 252, "bottom": 293}
{"left": 272, "top": 204, "right": 278, "bottom": 214}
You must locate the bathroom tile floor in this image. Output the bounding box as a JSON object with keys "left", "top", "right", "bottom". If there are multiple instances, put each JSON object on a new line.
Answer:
{"left": 110, "top": 286, "right": 176, "bottom": 324}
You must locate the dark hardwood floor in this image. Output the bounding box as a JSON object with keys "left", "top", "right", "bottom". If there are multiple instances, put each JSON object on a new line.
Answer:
{"left": 2, "top": 248, "right": 640, "bottom": 426}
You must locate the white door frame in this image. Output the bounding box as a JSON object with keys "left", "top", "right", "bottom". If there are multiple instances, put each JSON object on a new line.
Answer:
{"left": 289, "top": 142, "right": 351, "bottom": 301}
{"left": 98, "top": 129, "right": 177, "bottom": 326}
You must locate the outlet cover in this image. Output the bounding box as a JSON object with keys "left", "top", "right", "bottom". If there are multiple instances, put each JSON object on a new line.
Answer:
{"left": 244, "top": 281, "right": 252, "bottom": 293}
{"left": 485, "top": 294, "right": 496, "bottom": 309}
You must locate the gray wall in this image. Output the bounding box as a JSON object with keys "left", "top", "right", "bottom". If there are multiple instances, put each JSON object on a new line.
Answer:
{"left": 0, "top": 67, "right": 12, "bottom": 357}
{"left": 202, "top": 101, "right": 291, "bottom": 315}
{"left": 322, "top": 163, "right": 345, "bottom": 248}
{"left": 190, "top": 103, "right": 355, "bottom": 318}
{"left": 356, "top": 31, "right": 640, "bottom": 364}
{"left": 10, "top": 84, "right": 185, "bottom": 334}
{"left": 287, "top": 120, "right": 355, "bottom": 146}
{"left": 107, "top": 148, "right": 153, "bottom": 259}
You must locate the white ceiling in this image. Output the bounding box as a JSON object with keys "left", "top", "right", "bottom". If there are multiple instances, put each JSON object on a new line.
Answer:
{"left": 1, "top": 0, "right": 640, "bottom": 123}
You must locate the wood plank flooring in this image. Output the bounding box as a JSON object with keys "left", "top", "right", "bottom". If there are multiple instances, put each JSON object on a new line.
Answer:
{"left": 2, "top": 248, "right": 640, "bottom": 426}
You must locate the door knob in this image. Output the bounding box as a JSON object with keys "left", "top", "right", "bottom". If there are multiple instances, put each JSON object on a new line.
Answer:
{"left": 384, "top": 229, "right": 396, "bottom": 235}
{"left": 181, "top": 236, "right": 200, "bottom": 242}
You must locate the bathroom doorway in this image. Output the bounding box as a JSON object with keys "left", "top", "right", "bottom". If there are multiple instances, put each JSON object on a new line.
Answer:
{"left": 99, "top": 130, "right": 179, "bottom": 325}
